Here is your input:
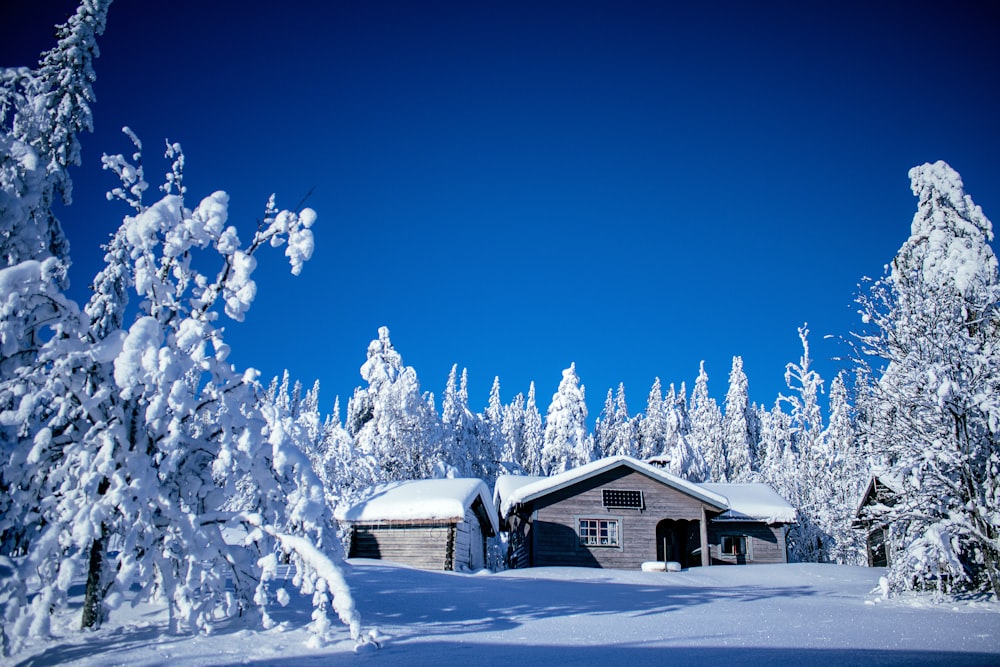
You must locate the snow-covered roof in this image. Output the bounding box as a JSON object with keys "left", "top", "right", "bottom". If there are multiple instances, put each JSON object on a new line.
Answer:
{"left": 700, "top": 483, "right": 798, "bottom": 524}
{"left": 854, "top": 470, "right": 903, "bottom": 519}
{"left": 496, "top": 456, "right": 730, "bottom": 518}
{"left": 493, "top": 474, "right": 545, "bottom": 513}
{"left": 335, "top": 478, "right": 499, "bottom": 535}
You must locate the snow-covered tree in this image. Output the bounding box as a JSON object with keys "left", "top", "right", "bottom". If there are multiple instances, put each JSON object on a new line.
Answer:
{"left": 689, "top": 361, "right": 725, "bottom": 482}
{"left": 821, "top": 371, "right": 866, "bottom": 564}
{"left": 499, "top": 390, "right": 526, "bottom": 470}
{"left": 540, "top": 363, "right": 590, "bottom": 475}
{"left": 440, "top": 366, "right": 498, "bottom": 483}
{"left": 309, "top": 397, "right": 359, "bottom": 510}
{"left": 639, "top": 378, "right": 667, "bottom": 459}
{"left": 520, "top": 382, "right": 544, "bottom": 475}
{"left": 484, "top": 375, "right": 506, "bottom": 466}
{"left": 594, "top": 388, "right": 615, "bottom": 459}
{"left": 722, "top": 356, "right": 754, "bottom": 481}
{"left": 596, "top": 383, "right": 637, "bottom": 459}
{"left": 0, "top": 1, "right": 113, "bottom": 573}
{"left": 780, "top": 326, "right": 829, "bottom": 562}
{"left": 0, "top": 3, "right": 113, "bottom": 649}
{"left": 661, "top": 383, "right": 708, "bottom": 481}
{"left": 348, "top": 327, "right": 443, "bottom": 484}
{"left": 1, "top": 0, "right": 110, "bottom": 269}
{"left": 758, "top": 399, "right": 795, "bottom": 498}
{"left": 856, "top": 161, "right": 1000, "bottom": 597}
{"left": 2, "top": 129, "right": 366, "bottom": 652}
{"left": 638, "top": 378, "right": 667, "bottom": 460}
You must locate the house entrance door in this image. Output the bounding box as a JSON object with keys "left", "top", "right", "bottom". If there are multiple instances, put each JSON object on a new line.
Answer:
{"left": 656, "top": 519, "right": 700, "bottom": 568}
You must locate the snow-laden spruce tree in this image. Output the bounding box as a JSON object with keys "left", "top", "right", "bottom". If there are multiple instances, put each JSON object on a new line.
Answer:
{"left": 348, "top": 326, "right": 444, "bottom": 483}
{"left": 638, "top": 378, "right": 667, "bottom": 460}
{"left": 780, "top": 326, "right": 830, "bottom": 562}
{"left": 307, "top": 397, "right": 359, "bottom": 510}
{"left": 1, "top": 2, "right": 112, "bottom": 651}
{"left": 0, "top": 0, "right": 111, "bottom": 553}
{"left": 722, "top": 356, "right": 754, "bottom": 481}
{"left": 660, "top": 383, "right": 709, "bottom": 481}
{"left": 821, "top": 371, "right": 866, "bottom": 564}
{"left": 689, "top": 361, "right": 725, "bottom": 481}
{"left": 499, "top": 390, "right": 526, "bottom": 470}
{"left": 1, "top": 0, "right": 109, "bottom": 269}
{"left": 483, "top": 376, "right": 507, "bottom": 473}
{"left": 540, "top": 363, "right": 591, "bottom": 475}
{"left": 594, "top": 388, "right": 616, "bottom": 459}
{"left": 856, "top": 161, "right": 1000, "bottom": 597}
{"left": 441, "top": 365, "right": 498, "bottom": 482}
{"left": 596, "top": 383, "right": 637, "bottom": 458}
{"left": 520, "top": 381, "right": 545, "bottom": 475}
{"left": 757, "top": 399, "right": 795, "bottom": 498}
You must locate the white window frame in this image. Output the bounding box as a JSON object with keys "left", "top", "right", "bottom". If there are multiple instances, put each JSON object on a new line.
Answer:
{"left": 577, "top": 517, "right": 621, "bottom": 548}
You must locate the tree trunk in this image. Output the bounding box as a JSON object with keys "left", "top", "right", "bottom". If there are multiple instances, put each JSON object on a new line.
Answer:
{"left": 81, "top": 533, "right": 107, "bottom": 630}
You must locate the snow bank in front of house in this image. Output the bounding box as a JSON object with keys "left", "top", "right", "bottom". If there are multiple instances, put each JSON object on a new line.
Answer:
{"left": 701, "top": 483, "right": 797, "bottom": 524}
{"left": 335, "top": 478, "right": 498, "bottom": 533}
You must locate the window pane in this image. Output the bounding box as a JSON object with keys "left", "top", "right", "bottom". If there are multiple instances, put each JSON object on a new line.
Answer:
{"left": 579, "top": 519, "right": 619, "bottom": 546}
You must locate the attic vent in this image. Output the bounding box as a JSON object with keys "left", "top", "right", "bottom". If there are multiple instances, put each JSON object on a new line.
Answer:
{"left": 602, "top": 489, "right": 643, "bottom": 509}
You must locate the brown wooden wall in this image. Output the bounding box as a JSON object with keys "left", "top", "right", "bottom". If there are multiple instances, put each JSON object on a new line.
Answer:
{"left": 349, "top": 523, "right": 455, "bottom": 570}
{"left": 348, "top": 515, "right": 490, "bottom": 571}
{"left": 527, "top": 468, "right": 720, "bottom": 569}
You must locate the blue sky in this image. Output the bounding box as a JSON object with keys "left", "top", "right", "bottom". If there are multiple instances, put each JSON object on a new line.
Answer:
{"left": 4, "top": 1, "right": 999, "bottom": 423}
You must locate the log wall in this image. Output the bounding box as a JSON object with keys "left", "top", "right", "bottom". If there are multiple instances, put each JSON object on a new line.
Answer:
{"left": 349, "top": 523, "right": 455, "bottom": 570}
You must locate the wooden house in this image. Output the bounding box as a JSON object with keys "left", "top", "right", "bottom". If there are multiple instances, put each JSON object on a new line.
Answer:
{"left": 494, "top": 456, "right": 796, "bottom": 570}
{"left": 852, "top": 474, "right": 900, "bottom": 567}
{"left": 335, "top": 478, "right": 499, "bottom": 572}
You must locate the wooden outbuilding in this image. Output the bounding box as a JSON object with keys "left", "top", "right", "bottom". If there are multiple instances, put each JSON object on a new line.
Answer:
{"left": 336, "top": 478, "right": 499, "bottom": 572}
{"left": 852, "top": 474, "right": 900, "bottom": 567}
{"left": 495, "top": 456, "right": 796, "bottom": 570}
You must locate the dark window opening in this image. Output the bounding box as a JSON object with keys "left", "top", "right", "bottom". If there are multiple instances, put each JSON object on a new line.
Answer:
{"left": 722, "top": 535, "right": 748, "bottom": 556}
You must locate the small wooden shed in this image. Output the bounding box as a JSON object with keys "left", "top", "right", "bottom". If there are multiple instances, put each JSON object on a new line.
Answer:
{"left": 336, "top": 478, "right": 499, "bottom": 572}
{"left": 495, "top": 456, "right": 796, "bottom": 570}
{"left": 852, "top": 474, "right": 900, "bottom": 567}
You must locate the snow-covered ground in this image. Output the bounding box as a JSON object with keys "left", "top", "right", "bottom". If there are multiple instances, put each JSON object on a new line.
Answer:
{"left": 14, "top": 561, "right": 1000, "bottom": 666}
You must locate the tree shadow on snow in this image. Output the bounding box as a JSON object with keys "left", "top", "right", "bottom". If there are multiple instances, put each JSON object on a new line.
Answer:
{"left": 234, "top": 643, "right": 1000, "bottom": 667}
{"left": 340, "top": 561, "right": 820, "bottom": 640}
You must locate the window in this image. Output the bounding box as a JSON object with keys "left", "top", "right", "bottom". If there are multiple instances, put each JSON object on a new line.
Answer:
{"left": 722, "top": 535, "right": 748, "bottom": 556}
{"left": 602, "top": 489, "right": 643, "bottom": 509}
{"left": 579, "top": 518, "right": 620, "bottom": 547}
